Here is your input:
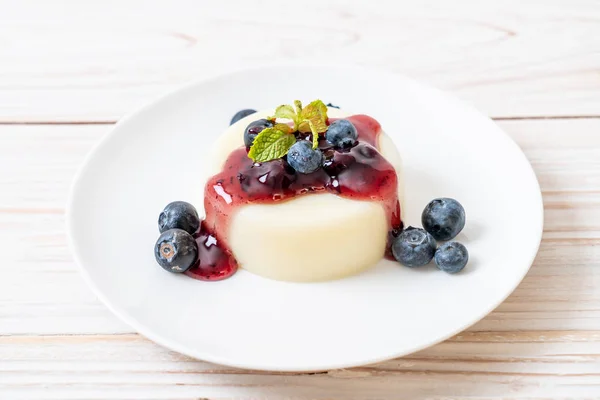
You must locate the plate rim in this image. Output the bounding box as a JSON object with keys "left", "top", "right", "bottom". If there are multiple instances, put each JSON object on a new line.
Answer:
{"left": 66, "top": 63, "right": 544, "bottom": 371}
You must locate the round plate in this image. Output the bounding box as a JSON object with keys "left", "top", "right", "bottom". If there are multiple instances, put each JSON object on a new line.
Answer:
{"left": 67, "top": 65, "right": 543, "bottom": 371}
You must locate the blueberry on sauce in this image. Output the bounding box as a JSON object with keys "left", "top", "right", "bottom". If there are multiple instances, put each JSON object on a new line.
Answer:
{"left": 244, "top": 119, "right": 274, "bottom": 148}
{"left": 287, "top": 140, "right": 323, "bottom": 174}
{"left": 326, "top": 119, "right": 358, "bottom": 149}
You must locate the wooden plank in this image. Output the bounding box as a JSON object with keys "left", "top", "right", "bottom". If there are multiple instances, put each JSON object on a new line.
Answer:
{"left": 0, "top": 125, "right": 130, "bottom": 334}
{"left": 0, "top": 0, "right": 600, "bottom": 121}
{"left": 2, "top": 1, "right": 600, "bottom": 397}
{"left": 1, "top": 332, "right": 600, "bottom": 399}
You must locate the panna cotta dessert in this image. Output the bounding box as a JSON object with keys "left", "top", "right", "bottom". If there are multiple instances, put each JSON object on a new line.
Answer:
{"left": 201, "top": 106, "right": 403, "bottom": 282}
{"left": 154, "top": 100, "right": 469, "bottom": 282}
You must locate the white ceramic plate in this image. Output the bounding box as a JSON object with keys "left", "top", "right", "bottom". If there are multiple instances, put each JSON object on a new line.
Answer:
{"left": 67, "top": 65, "right": 543, "bottom": 372}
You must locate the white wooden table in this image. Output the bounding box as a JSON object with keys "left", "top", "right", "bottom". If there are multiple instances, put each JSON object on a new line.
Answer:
{"left": 2, "top": 1, "right": 600, "bottom": 398}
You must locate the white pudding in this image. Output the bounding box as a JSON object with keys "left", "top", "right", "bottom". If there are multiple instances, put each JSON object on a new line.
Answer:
{"left": 203, "top": 108, "right": 403, "bottom": 282}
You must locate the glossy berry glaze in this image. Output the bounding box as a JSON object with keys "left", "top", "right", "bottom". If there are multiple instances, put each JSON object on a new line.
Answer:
{"left": 185, "top": 115, "right": 402, "bottom": 281}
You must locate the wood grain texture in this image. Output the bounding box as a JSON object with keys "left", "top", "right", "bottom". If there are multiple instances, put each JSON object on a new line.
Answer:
{"left": 1, "top": 0, "right": 600, "bottom": 121}
{"left": 2, "top": 0, "right": 600, "bottom": 398}
{"left": 2, "top": 119, "right": 600, "bottom": 398}
{"left": 2, "top": 332, "right": 600, "bottom": 399}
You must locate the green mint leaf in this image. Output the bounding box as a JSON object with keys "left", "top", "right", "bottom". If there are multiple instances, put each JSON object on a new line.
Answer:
{"left": 308, "top": 120, "right": 320, "bottom": 149}
{"left": 297, "top": 120, "right": 324, "bottom": 149}
{"left": 301, "top": 99, "right": 328, "bottom": 124}
{"left": 274, "top": 105, "right": 296, "bottom": 121}
{"left": 273, "top": 123, "right": 293, "bottom": 135}
{"left": 248, "top": 127, "right": 296, "bottom": 162}
{"left": 294, "top": 100, "right": 303, "bottom": 117}
{"left": 296, "top": 100, "right": 328, "bottom": 149}
{"left": 298, "top": 118, "right": 327, "bottom": 134}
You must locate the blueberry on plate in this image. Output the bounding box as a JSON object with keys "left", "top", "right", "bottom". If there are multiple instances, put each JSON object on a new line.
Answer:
{"left": 392, "top": 226, "right": 437, "bottom": 267}
{"left": 158, "top": 201, "right": 200, "bottom": 234}
{"left": 230, "top": 109, "right": 256, "bottom": 125}
{"left": 154, "top": 229, "right": 198, "bottom": 273}
{"left": 326, "top": 119, "right": 358, "bottom": 149}
{"left": 287, "top": 140, "right": 323, "bottom": 174}
{"left": 434, "top": 242, "right": 469, "bottom": 273}
{"left": 422, "top": 198, "right": 466, "bottom": 241}
{"left": 244, "top": 118, "right": 274, "bottom": 148}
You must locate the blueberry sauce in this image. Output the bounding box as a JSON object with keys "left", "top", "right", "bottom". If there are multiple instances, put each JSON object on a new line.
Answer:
{"left": 185, "top": 115, "right": 402, "bottom": 280}
{"left": 185, "top": 221, "right": 238, "bottom": 281}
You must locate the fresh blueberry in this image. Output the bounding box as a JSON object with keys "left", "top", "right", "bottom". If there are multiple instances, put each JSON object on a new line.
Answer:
{"left": 434, "top": 242, "right": 469, "bottom": 273}
{"left": 421, "top": 198, "right": 466, "bottom": 241}
{"left": 244, "top": 118, "right": 274, "bottom": 148}
{"left": 326, "top": 102, "right": 340, "bottom": 109}
{"left": 287, "top": 140, "right": 323, "bottom": 174}
{"left": 154, "top": 229, "right": 198, "bottom": 273}
{"left": 230, "top": 109, "right": 256, "bottom": 125}
{"left": 158, "top": 201, "right": 200, "bottom": 234}
{"left": 392, "top": 226, "right": 437, "bottom": 267}
{"left": 326, "top": 119, "right": 358, "bottom": 149}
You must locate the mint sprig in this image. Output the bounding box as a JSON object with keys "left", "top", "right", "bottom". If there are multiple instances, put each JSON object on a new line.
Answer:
{"left": 274, "top": 99, "right": 328, "bottom": 149}
{"left": 247, "top": 123, "right": 295, "bottom": 163}
{"left": 248, "top": 99, "right": 329, "bottom": 162}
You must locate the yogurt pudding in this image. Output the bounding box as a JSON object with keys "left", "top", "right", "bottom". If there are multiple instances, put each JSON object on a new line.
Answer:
{"left": 186, "top": 106, "right": 404, "bottom": 282}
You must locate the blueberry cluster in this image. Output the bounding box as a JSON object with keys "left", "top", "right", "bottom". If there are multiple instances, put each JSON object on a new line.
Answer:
{"left": 392, "top": 198, "right": 468, "bottom": 273}
{"left": 154, "top": 201, "right": 202, "bottom": 273}
{"left": 242, "top": 116, "right": 359, "bottom": 174}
